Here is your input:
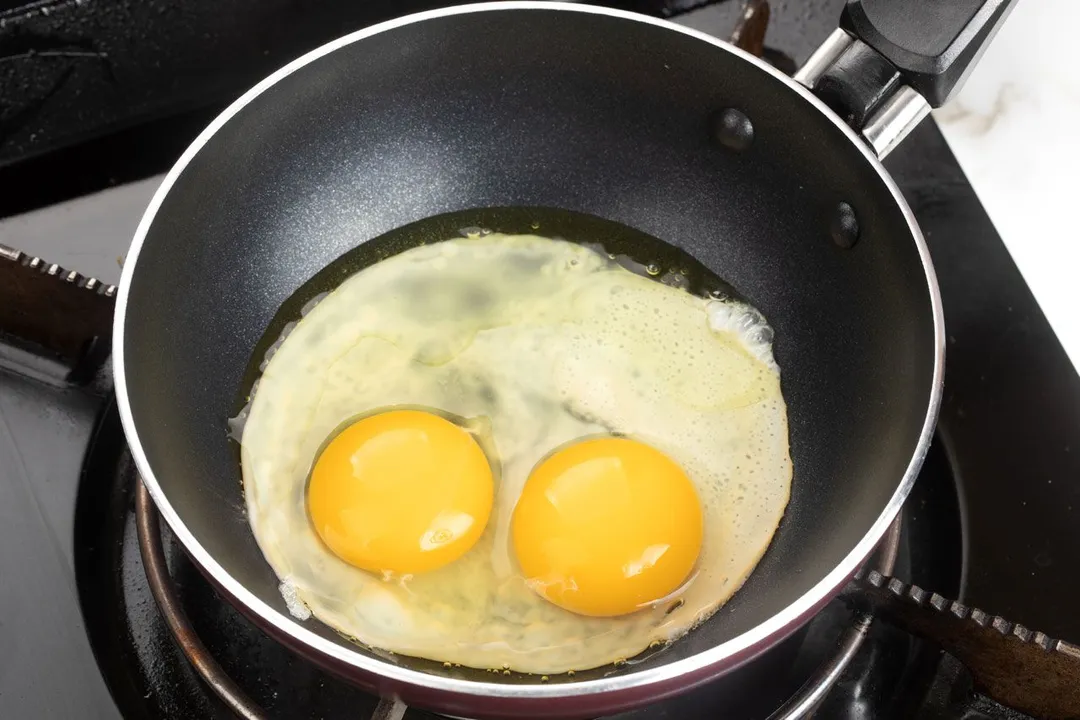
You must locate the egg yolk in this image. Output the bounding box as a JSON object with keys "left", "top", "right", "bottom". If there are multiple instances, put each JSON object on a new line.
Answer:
{"left": 511, "top": 437, "right": 704, "bottom": 617}
{"left": 307, "top": 410, "right": 493, "bottom": 575}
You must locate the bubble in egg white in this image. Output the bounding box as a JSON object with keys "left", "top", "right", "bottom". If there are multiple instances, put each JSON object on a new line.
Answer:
{"left": 239, "top": 233, "right": 792, "bottom": 674}
{"left": 280, "top": 577, "right": 312, "bottom": 621}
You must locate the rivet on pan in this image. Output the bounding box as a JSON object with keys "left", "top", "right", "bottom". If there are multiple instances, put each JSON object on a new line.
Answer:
{"left": 830, "top": 202, "right": 860, "bottom": 249}
{"left": 712, "top": 108, "right": 755, "bottom": 151}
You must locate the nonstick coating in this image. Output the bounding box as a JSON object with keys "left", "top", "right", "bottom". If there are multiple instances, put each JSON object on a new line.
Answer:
{"left": 116, "top": 4, "right": 940, "bottom": 717}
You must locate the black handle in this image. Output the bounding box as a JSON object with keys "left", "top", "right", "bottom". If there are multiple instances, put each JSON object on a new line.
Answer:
{"left": 840, "top": 0, "right": 1019, "bottom": 107}
{"left": 844, "top": 570, "right": 1080, "bottom": 720}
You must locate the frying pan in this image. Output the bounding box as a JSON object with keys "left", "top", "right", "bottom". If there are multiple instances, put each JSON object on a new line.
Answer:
{"left": 113, "top": 1, "right": 1016, "bottom": 718}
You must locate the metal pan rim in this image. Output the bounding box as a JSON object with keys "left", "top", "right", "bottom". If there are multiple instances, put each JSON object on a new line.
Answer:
{"left": 112, "top": 0, "right": 946, "bottom": 706}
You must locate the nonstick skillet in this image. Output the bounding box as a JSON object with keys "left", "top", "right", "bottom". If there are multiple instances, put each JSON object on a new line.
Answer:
{"left": 113, "top": 2, "right": 1019, "bottom": 718}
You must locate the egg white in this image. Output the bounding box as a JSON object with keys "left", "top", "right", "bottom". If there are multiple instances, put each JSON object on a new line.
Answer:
{"left": 239, "top": 233, "right": 792, "bottom": 674}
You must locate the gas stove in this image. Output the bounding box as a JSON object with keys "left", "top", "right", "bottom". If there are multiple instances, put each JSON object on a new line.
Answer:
{"left": 2, "top": 1, "right": 1079, "bottom": 719}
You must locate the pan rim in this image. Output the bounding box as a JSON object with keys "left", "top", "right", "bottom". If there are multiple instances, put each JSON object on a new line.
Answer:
{"left": 113, "top": 0, "right": 946, "bottom": 704}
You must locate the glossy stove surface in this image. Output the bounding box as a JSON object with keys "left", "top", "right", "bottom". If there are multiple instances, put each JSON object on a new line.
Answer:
{"left": 2, "top": 1, "right": 1079, "bottom": 718}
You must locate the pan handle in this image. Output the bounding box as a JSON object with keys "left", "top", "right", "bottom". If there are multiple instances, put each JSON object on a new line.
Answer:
{"left": 796, "top": 0, "right": 1019, "bottom": 158}
{"left": 842, "top": 0, "right": 1019, "bottom": 108}
{"left": 843, "top": 570, "right": 1080, "bottom": 720}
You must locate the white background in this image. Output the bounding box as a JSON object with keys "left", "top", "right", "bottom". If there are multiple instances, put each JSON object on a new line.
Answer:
{"left": 933, "top": 0, "right": 1080, "bottom": 370}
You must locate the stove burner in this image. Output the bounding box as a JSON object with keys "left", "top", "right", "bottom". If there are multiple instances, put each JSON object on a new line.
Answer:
{"left": 136, "top": 483, "right": 263, "bottom": 719}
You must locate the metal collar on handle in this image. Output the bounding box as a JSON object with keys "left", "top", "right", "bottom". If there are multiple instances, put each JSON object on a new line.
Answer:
{"left": 797, "top": 29, "right": 931, "bottom": 159}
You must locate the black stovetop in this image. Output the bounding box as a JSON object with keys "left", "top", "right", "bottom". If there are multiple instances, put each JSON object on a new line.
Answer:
{"left": 2, "top": 2, "right": 1079, "bottom": 719}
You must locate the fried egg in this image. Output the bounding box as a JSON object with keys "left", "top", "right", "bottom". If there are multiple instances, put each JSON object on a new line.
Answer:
{"left": 238, "top": 233, "right": 791, "bottom": 674}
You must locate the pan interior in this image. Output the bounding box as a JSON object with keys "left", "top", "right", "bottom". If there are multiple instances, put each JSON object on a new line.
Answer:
{"left": 233, "top": 206, "right": 750, "bottom": 405}
{"left": 121, "top": 7, "right": 938, "bottom": 686}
